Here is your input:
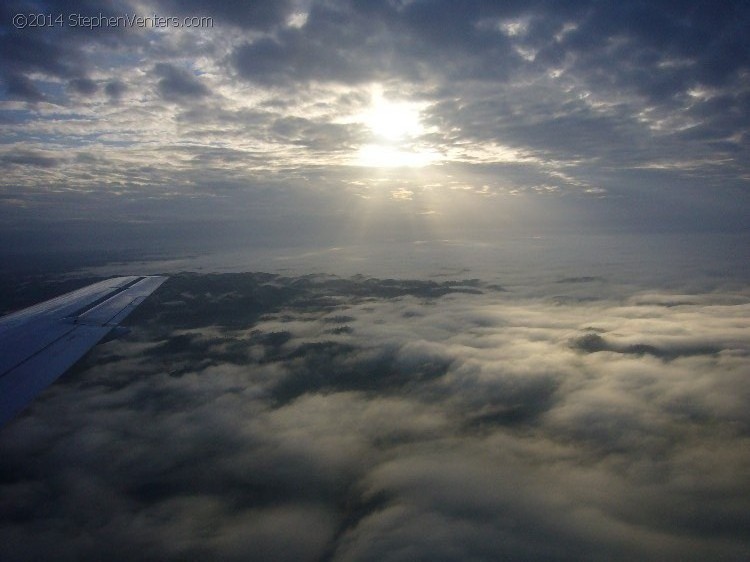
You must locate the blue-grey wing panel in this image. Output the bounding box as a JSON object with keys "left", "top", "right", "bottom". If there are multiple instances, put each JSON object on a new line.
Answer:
{"left": 76, "top": 276, "right": 168, "bottom": 326}
{"left": 0, "top": 275, "right": 167, "bottom": 426}
{"left": 0, "top": 324, "right": 111, "bottom": 426}
{"left": 0, "top": 277, "right": 140, "bottom": 332}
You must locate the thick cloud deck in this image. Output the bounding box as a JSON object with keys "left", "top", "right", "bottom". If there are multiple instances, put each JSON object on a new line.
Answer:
{"left": 1, "top": 272, "right": 749, "bottom": 561}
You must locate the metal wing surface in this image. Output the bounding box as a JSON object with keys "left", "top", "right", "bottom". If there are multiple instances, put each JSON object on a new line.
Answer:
{"left": 0, "top": 276, "right": 167, "bottom": 426}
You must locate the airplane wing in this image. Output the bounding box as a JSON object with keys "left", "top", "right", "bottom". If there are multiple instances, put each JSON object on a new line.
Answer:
{"left": 0, "top": 275, "right": 167, "bottom": 426}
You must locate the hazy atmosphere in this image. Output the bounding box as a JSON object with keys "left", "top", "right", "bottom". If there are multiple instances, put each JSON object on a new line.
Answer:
{"left": 1, "top": 1, "right": 749, "bottom": 560}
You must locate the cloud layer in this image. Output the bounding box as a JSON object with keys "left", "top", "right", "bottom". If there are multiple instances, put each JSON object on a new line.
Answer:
{"left": 0, "top": 1, "right": 748, "bottom": 253}
{"left": 2, "top": 273, "right": 749, "bottom": 560}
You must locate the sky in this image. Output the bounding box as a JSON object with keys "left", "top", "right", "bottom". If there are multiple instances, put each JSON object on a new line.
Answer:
{"left": 0, "top": 0, "right": 749, "bottom": 265}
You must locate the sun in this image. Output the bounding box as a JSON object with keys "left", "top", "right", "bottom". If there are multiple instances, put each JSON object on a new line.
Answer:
{"left": 351, "top": 86, "right": 440, "bottom": 168}
{"left": 363, "top": 94, "right": 424, "bottom": 141}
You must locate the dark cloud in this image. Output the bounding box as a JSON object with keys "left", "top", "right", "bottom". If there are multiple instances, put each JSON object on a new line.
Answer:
{"left": 226, "top": 0, "right": 750, "bottom": 102}
{"left": 154, "top": 63, "right": 210, "bottom": 101}
{"left": 68, "top": 77, "right": 98, "bottom": 95}
{"left": 0, "top": 1, "right": 138, "bottom": 92}
{"left": 104, "top": 79, "right": 127, "bottom": 99}
{"left": 230, "top": 1, "right": 519, "bottom": 85}
{"left": 0, "top": 150, "right": 60, "bottom": 168}
{"left": 0, "top": 30, "right": 78, "bottom": 79}
{"left": 570, "top": 331, "right": 722, "bottom": 359}
{"left": 1, "top": 73, "right": 44, "bottom": 101}
{"left": 557, "top": 276, "right": 605, "bottom": 283}
{"left": 156, "top": 0, "right": 294, "bottom": 30}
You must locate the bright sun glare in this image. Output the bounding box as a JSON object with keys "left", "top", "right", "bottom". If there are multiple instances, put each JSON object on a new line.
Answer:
{"left": 353, "top": 87, "right": 439, "bottom": 168}
{"left": 365, "top": 96, "right": 424, "bottom": 140}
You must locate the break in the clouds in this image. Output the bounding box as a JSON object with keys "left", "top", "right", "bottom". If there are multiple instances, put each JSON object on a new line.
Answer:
{"left": 2, "top": 273, "right": 749, "bottom": 560}
{"left": 0, "top": 0, "right": 748, "bottom": 254}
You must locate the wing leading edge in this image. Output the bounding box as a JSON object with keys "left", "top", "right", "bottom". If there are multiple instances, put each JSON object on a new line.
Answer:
{"left": 0, "top": 275, "right": 167, "bottom": 427}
